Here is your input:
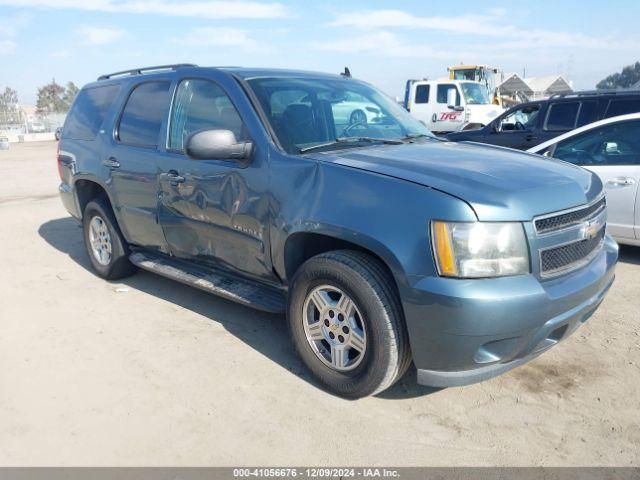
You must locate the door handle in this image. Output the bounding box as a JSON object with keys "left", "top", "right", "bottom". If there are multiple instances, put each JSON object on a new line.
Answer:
{"left": 161, "top": 170, "right": 186, "bottom": 186}
{"left": 525, "top": 134, "right": 537, "bottom": 141}
{"left": 606, "top": 177, "right": 636, "bottom": 187}
{"left": 102, "top": 157, "right": 120, "bottom": 169}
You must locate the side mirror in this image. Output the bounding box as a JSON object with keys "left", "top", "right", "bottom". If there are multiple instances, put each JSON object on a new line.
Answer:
{"left": 490, "top": 121, "right": 499, "bottom": 132}
{"left": 446, "top": 88, "right": 458, "bottom": 109}
{"left": 185, "top": 129, "right": 253, "bottom": 162}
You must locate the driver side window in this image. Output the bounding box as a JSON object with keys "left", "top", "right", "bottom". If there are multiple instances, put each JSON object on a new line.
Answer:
{"left": 168, "top": 79, "right": 248, "bottom": 152}
{"left": 553, "top": 120, "right": 640, "bottom": 166}
{"left": 498, "top": 105, "right": 540, "bottom": 132}
{"left": 436, "top": 85, "right": 460, "bottom": 106}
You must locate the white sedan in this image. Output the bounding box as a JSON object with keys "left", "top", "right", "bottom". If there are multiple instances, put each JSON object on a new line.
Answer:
{"left": 332, "top": 99, "right": 382, "bottom": 127}
{"left": 528, "top": 113, "right": 640, "bottom": 246}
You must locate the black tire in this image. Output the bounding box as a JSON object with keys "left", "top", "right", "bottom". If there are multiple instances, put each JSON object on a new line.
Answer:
{"left": 287, "top": 250, "right": 411, "bottom": 398}
{"left": 82, "top": 196, "right": 137, "bottom": 280}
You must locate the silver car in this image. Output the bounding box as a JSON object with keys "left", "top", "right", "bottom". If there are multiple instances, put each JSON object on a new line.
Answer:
{"left": 529, "top": 113, "right": 640, "bottom": 246}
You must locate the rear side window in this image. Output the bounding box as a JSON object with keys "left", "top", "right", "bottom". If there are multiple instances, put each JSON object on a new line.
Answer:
{"left": 605, "top": 98, "right": 640, "bottom": 117}
{"left": 576, "top": 101, "right": 598, "bottom": 127}
{"left": 545, "top": 102, "right": 579, "bottom": 131}
{"left": 64, "top": 85, "right": 120, "bottom": 141}
{"left": 415, "top": 85, "right": 430, "bottom": 104}
{"left": 118, "top": 81, "right": 171, "bottom": 148}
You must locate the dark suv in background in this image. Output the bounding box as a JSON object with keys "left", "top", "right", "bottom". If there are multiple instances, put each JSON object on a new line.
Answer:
{"left": 446, "top": 90, "right": 640, "bottom": 149}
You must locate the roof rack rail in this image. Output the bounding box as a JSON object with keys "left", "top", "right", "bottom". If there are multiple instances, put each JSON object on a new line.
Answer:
{"left": 549, "top": 89, "right": 640, "bottom": 99}
{"left": 98, "top": 63, "right": 198, "bottom": 81}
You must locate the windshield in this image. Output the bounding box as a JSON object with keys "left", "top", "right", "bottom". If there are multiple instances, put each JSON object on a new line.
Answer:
{"left": 247, "top": 76, "right": 433, "bottom": 154}
{"left": 461, "top": 82, "right": 490, "bottom": 105}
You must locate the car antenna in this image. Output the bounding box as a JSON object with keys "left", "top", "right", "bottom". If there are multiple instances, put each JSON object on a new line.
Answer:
{"left": 341, "top": 67, "right": 351, "bottom": 78}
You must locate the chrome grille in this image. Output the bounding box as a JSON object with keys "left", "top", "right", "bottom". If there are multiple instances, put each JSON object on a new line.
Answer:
{"left": 535, "top": 197, "right": 606, "bottom": 234}
{"left": 540, "top": 228, "right": 605, "bottom": 277}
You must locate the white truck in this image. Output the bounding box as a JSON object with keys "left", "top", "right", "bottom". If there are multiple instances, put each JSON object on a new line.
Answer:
{"left": 404, "top": 79, "right": 504, "bottom": 133}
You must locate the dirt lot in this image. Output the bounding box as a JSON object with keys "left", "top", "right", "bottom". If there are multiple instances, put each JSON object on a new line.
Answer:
{"left": 0, "top": 141, "right": 638, "bottom": 466}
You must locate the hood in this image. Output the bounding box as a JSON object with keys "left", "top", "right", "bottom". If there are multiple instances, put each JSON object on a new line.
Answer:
{"left": 314, "top": 140, "right": 602, "bottom": 221}
{"left": 466, "top": 104, "right": 503, "bottom": 123}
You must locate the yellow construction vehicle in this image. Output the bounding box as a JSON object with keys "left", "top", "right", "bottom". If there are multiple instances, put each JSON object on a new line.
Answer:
{"left": 448, "top": 65, "right": 501, "bottom": 105}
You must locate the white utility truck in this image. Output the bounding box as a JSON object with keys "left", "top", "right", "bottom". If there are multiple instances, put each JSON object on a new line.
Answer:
{"left": 404, "top": 79, "right": 504, "bottom": 133}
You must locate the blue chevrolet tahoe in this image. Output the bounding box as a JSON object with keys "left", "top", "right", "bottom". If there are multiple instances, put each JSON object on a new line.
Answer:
{"left": 57, "top": 64, "right": 618, "bottom": 398}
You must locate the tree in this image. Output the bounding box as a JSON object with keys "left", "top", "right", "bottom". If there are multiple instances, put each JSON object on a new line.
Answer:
{"left": 0, "top": 86, "right": 21, "bottom": 124}
{"left": 596, "top": 61, "right": 640, "bottom": 90}
{"left": 36, "top": 79, "right": 66, "bottom": 114}
{"left": 62, "top": 81, "right": 79, "bottom": 110}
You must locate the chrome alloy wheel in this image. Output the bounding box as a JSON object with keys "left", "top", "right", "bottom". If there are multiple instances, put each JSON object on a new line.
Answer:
{"left": 88, "top": 215, "right": 112, "bottom": 266}
{"left": 302, "top": 285, "right": 367, "bottom": 372}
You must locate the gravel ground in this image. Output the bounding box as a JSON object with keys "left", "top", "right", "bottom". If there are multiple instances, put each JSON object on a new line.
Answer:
{"left": 0, "top": 141, "right": 638, "bottom": 466}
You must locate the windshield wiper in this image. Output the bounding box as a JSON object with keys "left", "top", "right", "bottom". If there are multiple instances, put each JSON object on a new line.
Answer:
{"left": 299, "top": 136, "right": 403, "bottom": 154}
{"left": 401, "top": 133, "right": 435, "bottom": 142}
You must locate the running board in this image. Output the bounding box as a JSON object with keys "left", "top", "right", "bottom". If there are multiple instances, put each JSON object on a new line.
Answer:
{"left": 129, "top": 251, "right": 286, "bottom": 313}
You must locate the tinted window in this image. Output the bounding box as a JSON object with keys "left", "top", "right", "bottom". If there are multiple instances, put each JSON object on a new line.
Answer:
{"left": 545, "top": 102, "right": 579, "bottom": 131}
{"left": 64, "top": 85, "right": 120, "bottom": 141}
{"left": 248, "top": 77, "right": 431, "bottom": 154}
{"left": 437, "top": 84, "right": 460, "bottom": 105}
{"left": 553, "top": 120, "right": 640, "bottom": 166}
{"left": 118, "top": 81, "right": 171, "bottom": 147}
{"left": 270, "top": 89, "right": 308, "bottom": 115}
{"left": 168, "top": 79, "right": 247, "bottom": 152}
{"left": 576, "top": 101, "right": 598, "bottom": 127}
{"left": 415, "top": 85, "right": 430, "bottom": 104}
{"left": 605, "top": 98, "right": 640, "bottom": 117}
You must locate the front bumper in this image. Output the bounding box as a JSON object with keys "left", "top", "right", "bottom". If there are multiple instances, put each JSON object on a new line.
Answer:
{"left": 401, "top": 235, "right": 618, "bottom": 388}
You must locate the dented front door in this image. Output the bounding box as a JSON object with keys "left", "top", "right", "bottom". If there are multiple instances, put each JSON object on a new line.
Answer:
{"left": 157, "top": 155, "right": 273, "bottom": 278}
{"left": 155, "top": 75, "right": 274, "bottom": 280}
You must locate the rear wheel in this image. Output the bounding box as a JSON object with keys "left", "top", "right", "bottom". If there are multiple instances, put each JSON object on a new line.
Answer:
{"left": 287, "top": 250, "right": 411, "bottom": 398}
{"left": 82, "top": 197, "right": 137, "bottom": 280}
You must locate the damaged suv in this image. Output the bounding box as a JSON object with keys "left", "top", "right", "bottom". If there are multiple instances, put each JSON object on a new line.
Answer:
{"left": 58, "top": 65, "right": 617, "bottom": 398}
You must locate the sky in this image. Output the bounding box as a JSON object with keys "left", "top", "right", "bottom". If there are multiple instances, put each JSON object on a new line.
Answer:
{"left": 0, "top": 0, "right": 639, "bottom": 105}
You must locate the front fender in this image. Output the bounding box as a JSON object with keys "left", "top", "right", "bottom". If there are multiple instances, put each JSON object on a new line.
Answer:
{"left": 269, "top": 152, "right": 477, "bottom": 288}
{"left": 283, "top": 222, "right": 408, "bottom": 287}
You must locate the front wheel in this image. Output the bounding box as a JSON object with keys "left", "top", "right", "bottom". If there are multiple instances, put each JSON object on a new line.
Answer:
{"left": 287, "top": 250, "right": 411, "bottom": 398}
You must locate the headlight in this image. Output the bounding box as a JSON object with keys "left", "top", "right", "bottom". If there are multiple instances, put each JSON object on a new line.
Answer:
{"left": 431, "top": 221, "right": 530, "bottom": 278}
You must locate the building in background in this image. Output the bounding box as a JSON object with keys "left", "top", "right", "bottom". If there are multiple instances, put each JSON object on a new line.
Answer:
{"left": 497, "top": 74, "right": 573, "bottom": 102}
{"left": 497, "top": 73, "right": 533, "bottom": 104}
{"left": 524, "top": 75, "right": 573, "bottom": 99}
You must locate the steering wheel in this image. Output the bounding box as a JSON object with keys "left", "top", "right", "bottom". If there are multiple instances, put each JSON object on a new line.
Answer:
{"left": 341, "top": 120, "right": 368, "bottom": 137}
{"left": 515, "top": 121, "right": 525, "bottom": 131}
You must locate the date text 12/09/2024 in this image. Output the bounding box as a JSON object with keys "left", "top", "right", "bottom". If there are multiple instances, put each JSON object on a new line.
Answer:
{"left": 233, "top": 468, "right": 399, "bottom": 478}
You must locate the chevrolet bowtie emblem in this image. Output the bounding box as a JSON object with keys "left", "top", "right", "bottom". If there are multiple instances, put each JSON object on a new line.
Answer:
{"left": 581, "top": 218, "right": 602, "bottom": 240}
